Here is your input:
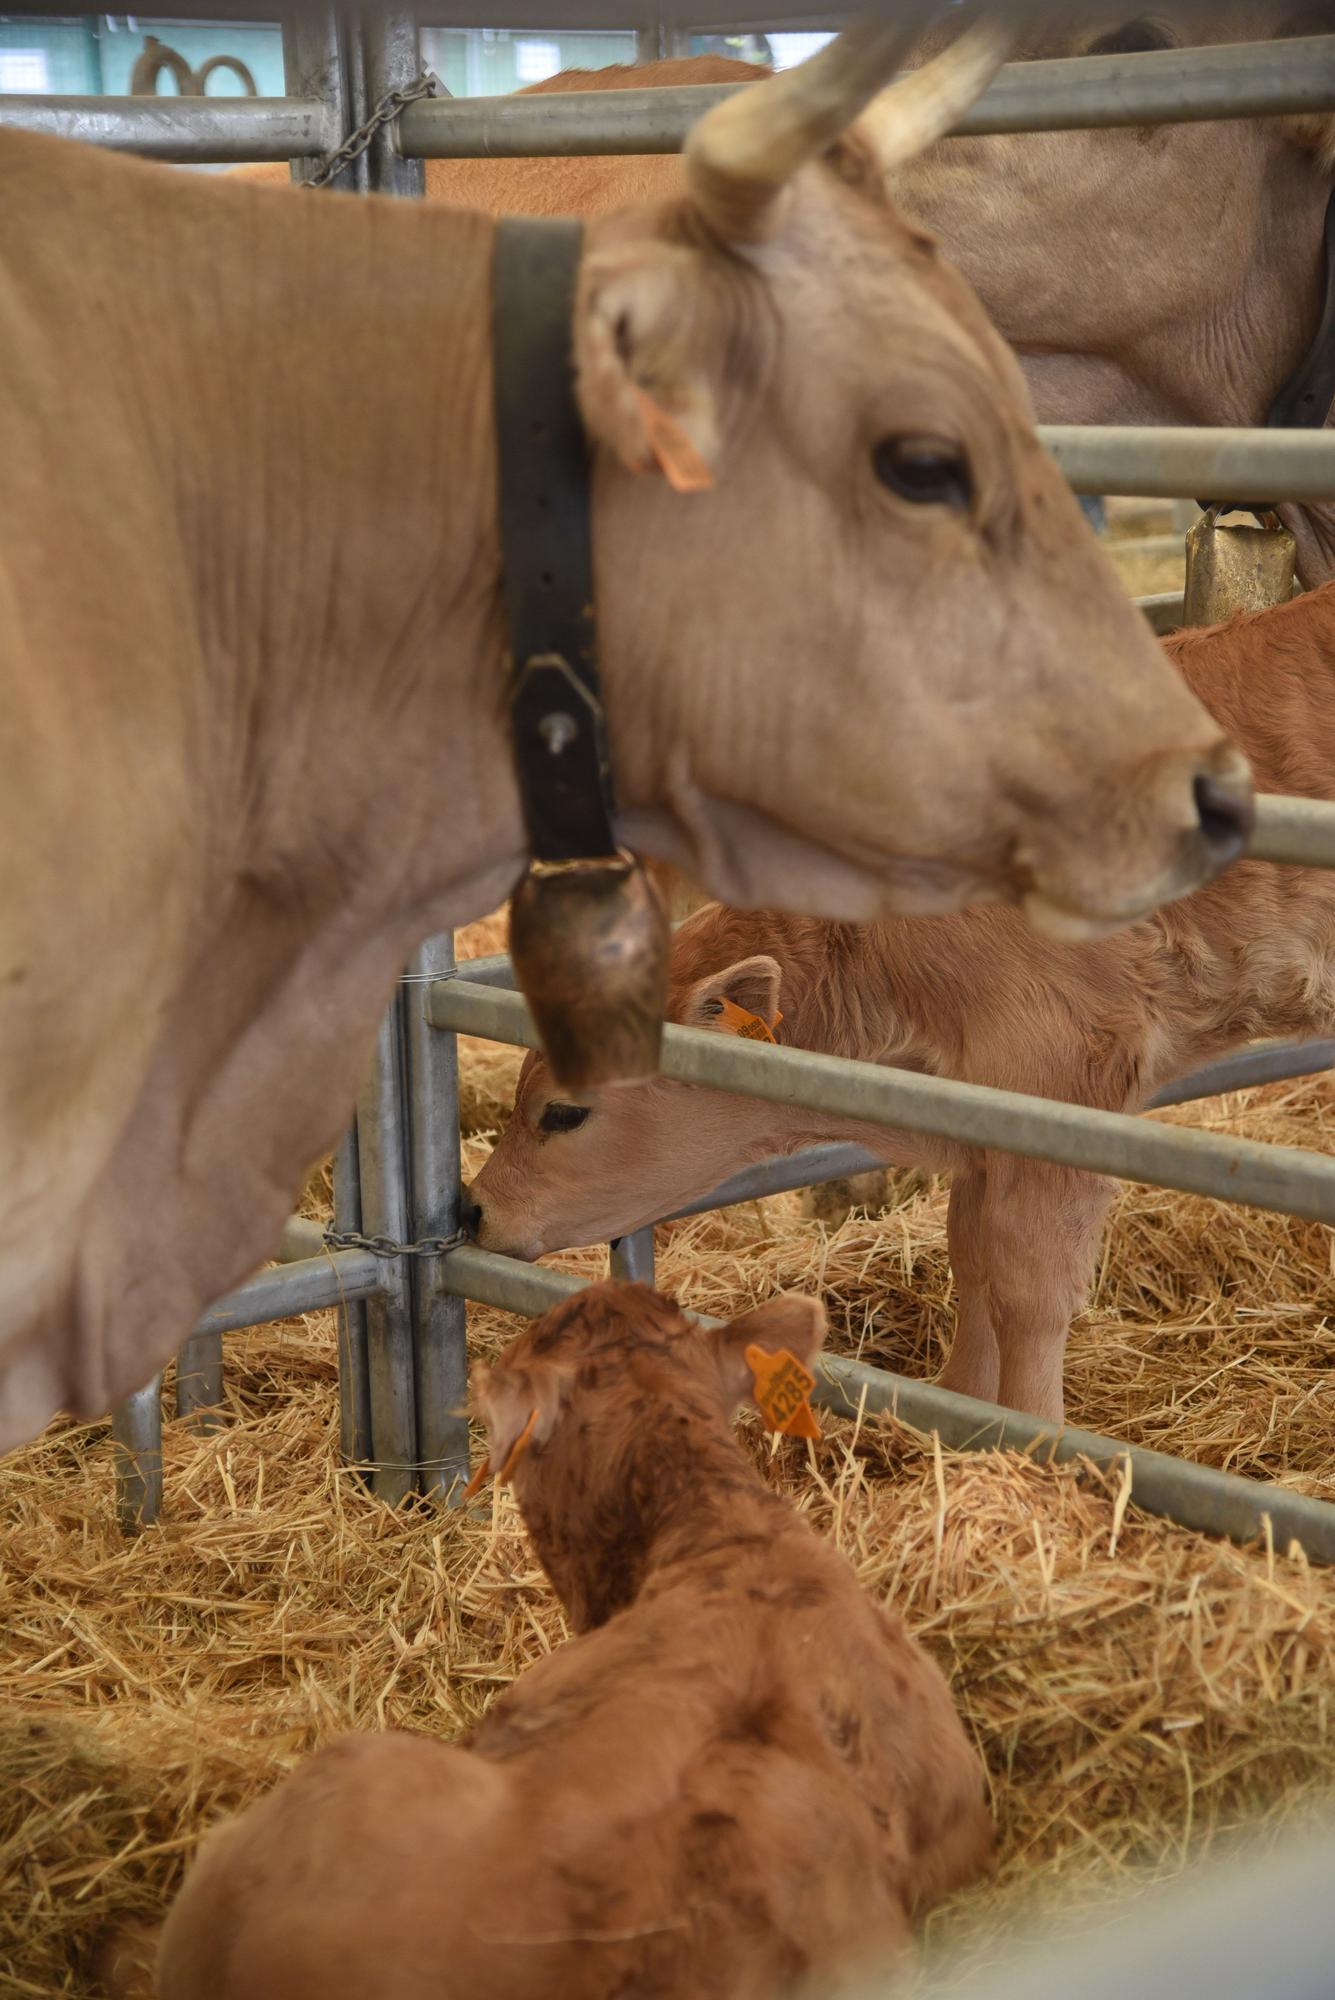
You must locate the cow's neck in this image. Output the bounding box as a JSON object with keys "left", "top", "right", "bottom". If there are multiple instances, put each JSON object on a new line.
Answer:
{"left": 147, "top": 178, "right": 535, "bottom": 937}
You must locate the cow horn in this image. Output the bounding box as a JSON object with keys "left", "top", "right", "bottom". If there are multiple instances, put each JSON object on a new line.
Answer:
{"left": 685, "top": 15, "right": 1013, "bottom": 243}
{"left": 859, "top": 17, "right": 1015, "bottom": 170}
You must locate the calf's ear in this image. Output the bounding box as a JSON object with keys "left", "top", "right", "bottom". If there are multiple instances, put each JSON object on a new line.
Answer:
{"left": 474, "top": 1356, "right": 572, "bottom": 1485}
{"left": 710, "top": 1292, "right": 827, "bottom": 1416}
{"left": 574, "top": 242, "right": 721, "bottom": 491}
{"left": 679, "top": 955, "right": 783, "bottom": 1030}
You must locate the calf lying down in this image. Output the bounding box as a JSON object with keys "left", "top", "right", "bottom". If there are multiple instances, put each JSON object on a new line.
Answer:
{"left": 470, "top": 582, "right": 1335, "bottom": 1423}
{"left": 153, "top": 1284, "right": 990, "bottom": 2000}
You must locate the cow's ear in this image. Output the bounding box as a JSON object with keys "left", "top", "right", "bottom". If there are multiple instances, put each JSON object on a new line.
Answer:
{"left": 472, "top": 1355, "right": 571, "bottom": 1487}
{"left": 678, "top": 955, "right": 782, "bottom": 1032}
{"left": 709, "top": 1293, "right": 827, "bottom": 1420}
{"left": 573, "top": 241, "right": 720, "bottom": 491}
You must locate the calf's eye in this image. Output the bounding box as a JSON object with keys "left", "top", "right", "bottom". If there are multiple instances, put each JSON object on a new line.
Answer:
{"left": 539, "top": 1101, "right": 591, "bottom": 1135}
{"left": 873, "top": 436, "right": 971, "bottom": 511}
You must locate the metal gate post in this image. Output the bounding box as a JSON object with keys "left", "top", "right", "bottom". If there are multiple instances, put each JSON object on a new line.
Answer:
{"left": 610, "top": 1228, "right": 657, "bottom": 1285}
{"left": 282, "top": 5, "right": 359, "bottom": 189}
{"left": 332, "top": 1121, "right": 373, "bottom": 1468}
{"left": 112, "top": 1376, "right": 164, "bottom": 1532}
{"left": 404, "top": 934, "right": 469, "bottom": 1502}
{"left": 174, "top": 1330, "right": 224, "bottom": 1427}
{"left": 361, "top": 9, "right": 428, "bottom": 200}
{"left": 356, "top": 1005, "right": 419, "bottom": 1505}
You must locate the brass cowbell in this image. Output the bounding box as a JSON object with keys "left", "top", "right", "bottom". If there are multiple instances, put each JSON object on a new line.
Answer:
{"left": 509, "top": 851, "right": 671, "bottom": 1095}
{"left": 1183, "top": 507, "right": 1297, "bottom": 626}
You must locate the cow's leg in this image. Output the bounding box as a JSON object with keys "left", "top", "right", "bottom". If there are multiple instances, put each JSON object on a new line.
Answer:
{"left": 982, "top": 1158, "right": 1114, "bottom": 1422}
{"left": 938, "top": 1164, "right": 1001, "bottom": 1403}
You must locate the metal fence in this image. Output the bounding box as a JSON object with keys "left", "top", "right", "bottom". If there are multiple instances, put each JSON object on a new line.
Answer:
{"left": 8, "top": 10, "right": 1335, "bottom": 1564}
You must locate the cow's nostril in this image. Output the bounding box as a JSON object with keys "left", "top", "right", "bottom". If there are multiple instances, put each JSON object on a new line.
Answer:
{"left": 1193, "top": 768, "right": 1253, "bottom": 866}
{"left": 460, "top": 1200, "right": 482, "bottom": 1239}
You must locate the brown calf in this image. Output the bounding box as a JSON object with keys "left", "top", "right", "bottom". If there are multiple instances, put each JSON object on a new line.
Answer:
{"left": 154, "top": 1283, "right": 990, "bottom": 2000}
{"left": 470, "top": 583, "right": 1335, "bottom": 1423}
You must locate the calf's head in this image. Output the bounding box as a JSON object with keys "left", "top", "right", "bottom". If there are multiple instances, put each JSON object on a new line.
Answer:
{"left": 472, "top": 1281, "right": 826, "bottom": 1630}
{"left": 574, "top": 19, "right": 1250, "bottom": 937}
{"left": 467, "top": 947, "right": 846, "bottom": 1260}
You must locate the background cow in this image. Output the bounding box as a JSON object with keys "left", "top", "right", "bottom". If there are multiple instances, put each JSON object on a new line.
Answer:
{"left": 243, "top": 10, "right": 1335, "bottom": 581}
{"left": 0, "top": 25, "right": 1250, "bottom": 1452}
{"left": 152, "top": 1284, "right": 991, "bottom": 1999}
{"left": 468, "top": 584, "right": 1335, "bottom": 1424}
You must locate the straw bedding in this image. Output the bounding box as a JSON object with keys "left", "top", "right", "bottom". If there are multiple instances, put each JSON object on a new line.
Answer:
{"left": 4, "top": 1110, "right": 1333, "bottom": 1990}
{"left": 5, "top": 934, "right": 1335, "bottom": 1992}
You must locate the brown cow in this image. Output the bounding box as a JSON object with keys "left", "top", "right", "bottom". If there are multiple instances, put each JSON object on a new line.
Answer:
{"left": 0, "top": 26, "right": 1248, "bottom": 1453}
{"left": 152, "top": 1283, "right": 991, "bottom": 2000}
{"left": 468, "top": 583, "right": 1335, "bottom": 1424}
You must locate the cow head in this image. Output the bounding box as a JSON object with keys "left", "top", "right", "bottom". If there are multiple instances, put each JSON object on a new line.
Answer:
{"left": 890, "top": 7, "right": 1335, "bottom": 582}
{"left": 465, "top": 945, "right": 889, "bottom": 1261}
{"left": 574, "top": 14, "right": 1252, "bottom": 940}
{"left": 472, "top": 1281, "right": 827, "bottom": 1629}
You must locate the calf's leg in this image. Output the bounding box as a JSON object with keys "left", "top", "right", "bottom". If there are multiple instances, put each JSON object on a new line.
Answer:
{"left": 979, "top": 1157, "right": 1114, "bottom": 1422}
{"left": 938, "top": 1165, "right": 1001, "bottom": 1403}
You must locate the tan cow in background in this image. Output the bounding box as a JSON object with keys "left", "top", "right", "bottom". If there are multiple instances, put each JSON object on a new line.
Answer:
{"left": 239, "top": 10, "right": 1335, "bottom": 580}
{"left": 0, "top": 25, "right": 1249, "bottom": 1452}
{"left": 467, "top": 583, "right": 1335, "bottom": 1424}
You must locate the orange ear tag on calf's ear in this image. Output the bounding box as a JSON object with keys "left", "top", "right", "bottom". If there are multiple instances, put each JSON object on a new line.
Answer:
{"left": 630, "top": 385, "right": 715, "bottom": 494}
{"left": 716, "top": 999, "right": 783, "bottom": 1043}
{"left": 744, "top": 1344, "right": 821, "bottom": 1440}
{"left": 460, "top": 1407, "right": 540, "bottom": 1503}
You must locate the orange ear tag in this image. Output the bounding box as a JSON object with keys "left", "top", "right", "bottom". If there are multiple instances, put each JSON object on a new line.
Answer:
{"left": 461, "top": 1407, "right": 539, "bottom": 1502}
{"left": 744, "top": 1344, "right": 821, "bottom": 1440}
{"left": 630, "top": 385, "right": 715, "bottom": 494}
{"left": 716, "top": 998, "right": 783, "bottom": 1043}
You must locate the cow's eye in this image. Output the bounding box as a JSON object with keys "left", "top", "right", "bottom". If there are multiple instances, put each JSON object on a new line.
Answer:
{"left": 873, "top": 437, "right": 971, "bottom": 511}
{"left": 539, "top": 1101, "right": 591, "bottom": 1135}
{"left": 1086, "top": 18, "right": 1176, "bottom": 56}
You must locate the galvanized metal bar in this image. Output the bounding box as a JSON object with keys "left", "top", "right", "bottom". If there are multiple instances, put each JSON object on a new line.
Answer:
{"left": 0, "top": 95, "right": 329, "bottom": 161}
{"left": 111, "top": 1376, "right": 164, "bottom": 1534}
{"left": 1247, "top": 796, "right": 1335, "bottom": 869}
{"left": 438, "top": 1246, "right": 1335, "bottom": 1563}
{"left": 282, "top": 6, "right": 355, "bottom": 190}
{"left": 636, "top": 1037, "right": 1335, "bottom": 1234}
{"left": 456, "top": 950, "right": 518, "bottom": 989}
{"left": 609, "top": 1227, "right": 657, "bottom": 1285}
{"left": 1149, "top": 1038, "right": 1335, "bottom": 1108}
{"left": 355, "top": 1006, "right": 419, "bottom": 1505}
{"left": 277, "top": 1214, "right": 326, "bottom": 1264}
{"left": 331, "top": 1125, "right": 374, "bottom": 1467}
{"left": 662, "top": 1143, "right": 888, "bottom": 1224}
{"left": 398, "top": 35, "right": 1335, "bottom": 159}
{"left": 192, "top": 1247, "right": 383, "bottom": 1338}
{"left": 429, "top": 982, "right": 1335, "bottom": 1227}
{"left": 1137, "top": 591, "right": 1186, "bottom": 635}
{"left": 1043, "top": 426, "right": 1335, "bottom": 501}
{"left": 174, "top": 1329, "right": 224, "bottom": 1430}
{"left": 403, "top": 933, "right": 469, "bottom": 1504}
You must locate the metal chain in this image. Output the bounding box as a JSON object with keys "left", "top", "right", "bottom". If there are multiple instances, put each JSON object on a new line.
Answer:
{"left": 304, "top": 70, "right": 440, "bottom": 192}
{"left": 322, "top": 1226, "right": 469, "bottom": 1260}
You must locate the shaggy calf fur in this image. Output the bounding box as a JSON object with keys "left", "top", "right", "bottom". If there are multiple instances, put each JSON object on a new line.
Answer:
{"left": 153, "top": 1284, "right": 990, "bottom": 2000}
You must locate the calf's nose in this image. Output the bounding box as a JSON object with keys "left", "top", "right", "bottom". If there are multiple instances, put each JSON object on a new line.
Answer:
{"left": 460, "top": 1198, "right": 482, "bottom": 1239}
{"left": 1192, "top": 752, "right": 1254, "bottom": 871}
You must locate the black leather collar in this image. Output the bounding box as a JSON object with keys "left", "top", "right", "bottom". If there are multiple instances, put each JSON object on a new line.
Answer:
{"left": 491, "top": 216, "right": 619, "bottom": 866}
